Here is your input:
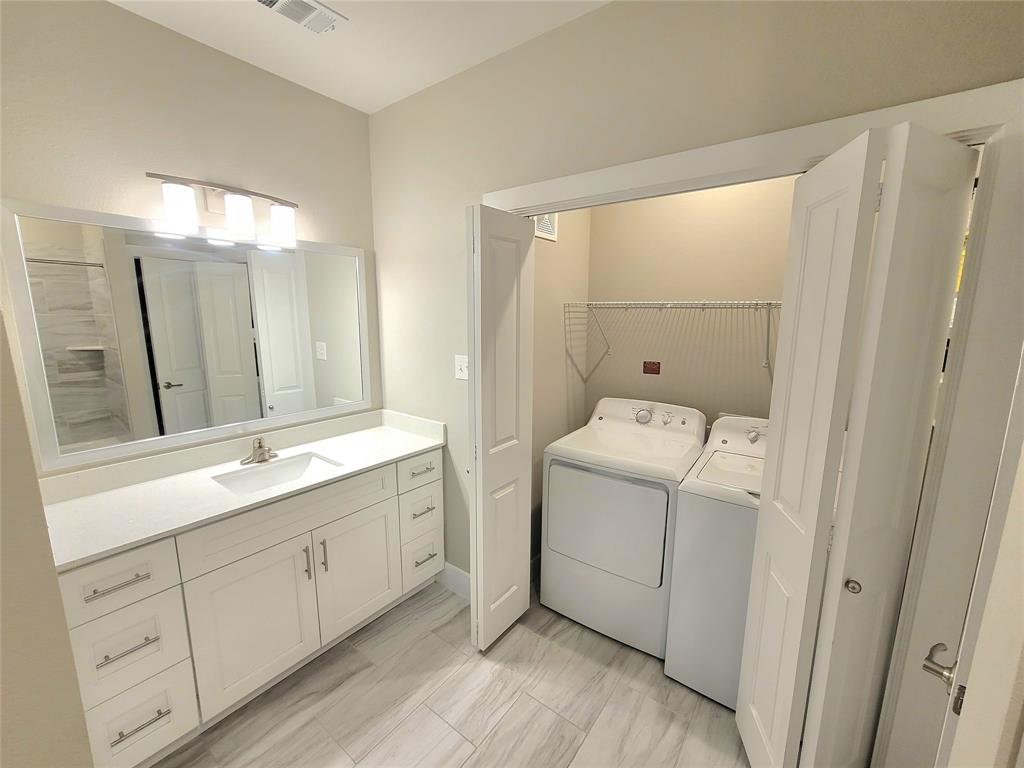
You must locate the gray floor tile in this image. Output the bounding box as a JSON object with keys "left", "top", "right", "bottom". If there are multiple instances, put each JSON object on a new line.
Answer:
{"left": 614, "top": 646, "right": 705, "bottom": 717}
{"left": 524, "top": 618, "right": 626, "bottom": 731}
{"left": 202, "top": 640, "right": 370, "bottom": 767}
{"left": 348, "top": 582, "right": 469, "bottom": 665}
{"left": 460, "top": 693, "right": 584, "bottom": 768}
{"left": 427, "top": 624, "right": 546, "bottom": 744}
{"left": 431, "top": 603, "right": 477, "bottom": 657}
{"left": 674, "top": 699, "right": 749, "bottom": 768}
{"left": 154, "top": 740, "right": 222, "bottom": 768}
{"left": 317, "top": 630, "right": 467, "bottom": 761}
{"left": 569, "top": 687, "right": 695, "bottom": 768}
{"left": 358, "top": 705, "right": 474, "bottom": 768}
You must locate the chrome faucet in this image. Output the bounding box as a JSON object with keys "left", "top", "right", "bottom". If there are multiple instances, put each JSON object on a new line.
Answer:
{"left": 241, "top": 436, "right": 277, "bottom": 465}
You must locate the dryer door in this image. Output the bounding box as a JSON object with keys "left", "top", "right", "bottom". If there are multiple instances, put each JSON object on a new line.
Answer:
{"left": 547, "top": 462, "right": 668, "bottom": 588}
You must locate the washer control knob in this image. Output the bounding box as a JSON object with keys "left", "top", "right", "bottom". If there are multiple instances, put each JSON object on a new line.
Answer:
{"left": 662, "top": 413, "right": 673, "bottom": 425}
{"left": 635, "top": 408, "right": 654, "bottom": 425}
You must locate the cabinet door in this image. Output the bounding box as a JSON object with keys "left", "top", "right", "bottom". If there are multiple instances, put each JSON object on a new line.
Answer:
{"left": 184, "top": 533, "right": 320, "bottom": 719}
{"left": 313, "top": 498, "right": 402, "bottom": 644}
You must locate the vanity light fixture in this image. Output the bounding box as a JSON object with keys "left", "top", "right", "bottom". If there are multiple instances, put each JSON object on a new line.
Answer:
{"left": 147, "top": 173, "right": 299, "bottom": 246}
{"left": 158, "top": 182, "right": 199, "bottom": 236}
{"left": 268, "top": 203, "right": 296, "bottom": 248}
{"left": 224, "top": 193, "right": 256, "bottom": 240}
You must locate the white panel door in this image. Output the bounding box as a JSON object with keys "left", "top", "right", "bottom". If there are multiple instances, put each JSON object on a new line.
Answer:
{"left": 799, "top": 124, "right": 976, "bottom": 767}
{"left": 184, "top": 532, "right": 320, "bottom": 719}
{"left": 248, "top": 250, "right": 316, "bottom": 416}
{"left": 468, "top": 204, "right": 536, "bottom": 650}
{"left": 194, "top": 261, "right": 262, "bottom": 426}
{"left": 313, "top": 497, "right": 402, "bottom": 645}
{"left": 140, "top": 257, "right": 210, "bottom": 434}
{"left": 735, "top": 129, "right": 885, "bottom": 768}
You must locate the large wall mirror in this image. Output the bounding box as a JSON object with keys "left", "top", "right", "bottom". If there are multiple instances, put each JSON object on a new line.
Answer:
{"left": 2, "top": 202, "right": 371, "bottom": 471}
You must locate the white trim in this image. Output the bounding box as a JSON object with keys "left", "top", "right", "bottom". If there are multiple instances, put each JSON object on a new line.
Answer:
{"left": 1, "top": 199, "right": 375, "bottom": 475}
{"left": 483, "top": 80, "right": 1022, "bottom": 215}
{"left": 437, "top": 561, "right": 470, "bottom": 601}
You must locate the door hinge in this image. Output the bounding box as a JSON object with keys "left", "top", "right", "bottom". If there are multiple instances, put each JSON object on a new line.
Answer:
{"left": 952, "top": 683, "right": 967, "bottom": 716}
{"left": 826, "top": 523, "right": 836, "bottom": 553}
{"left": 875, "top": 181, "right": 884, "bottom": 212}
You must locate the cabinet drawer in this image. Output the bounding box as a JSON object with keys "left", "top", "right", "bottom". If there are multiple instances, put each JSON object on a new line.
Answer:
{"left": 397, "top": 449, "right": 442, "bottom": 494}
{"left": 401, "top": 528, "right": 444, "bottom": 593}
{"left": 84, "top": 659, "right": 199, "bottom": 768}
{"left": 398, "top": 480, "right": 444, "bottom": 544}
{"left": 70, "top": 587, "right": 191, "bottom": 709}
{"left": 177, "top": 464, "right": 397, "bottom": 580}
{"left": 60, "top": 539, "right": 181, "bottom": 628}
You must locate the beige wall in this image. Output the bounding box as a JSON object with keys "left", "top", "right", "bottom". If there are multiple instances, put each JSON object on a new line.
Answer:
{"left": 1, "top": 320, "right": 93, "bottom": 768}
{"left": 370, "top": 0, "right": 1024, "bottom": 569}
{"left": 588, "top": 176, "right": 794, "bottom": 302}
{"left": 531, "top": 210, "right": 591, "bottom": 561}
{"left": 1, "top": 0, "right": 382, "bottom": 414}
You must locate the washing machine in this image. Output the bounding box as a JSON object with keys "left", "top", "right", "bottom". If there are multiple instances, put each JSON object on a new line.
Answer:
{"left": 664, "top": 415, "right": 767, "bottom": 708}
{"left": 541, "top": 397, "right": 706, "bottom": 657}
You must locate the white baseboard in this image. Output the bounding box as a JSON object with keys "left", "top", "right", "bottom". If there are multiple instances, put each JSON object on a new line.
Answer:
{"left": 437, "top": 561, "right": 470, "bottom": 600}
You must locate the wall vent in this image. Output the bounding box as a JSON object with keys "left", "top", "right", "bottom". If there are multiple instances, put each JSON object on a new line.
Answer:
{"left": 534, "top": 213, "right": 558, "bottom": 242}
{"left": 256, "top": 0, "right": 346, "bottom": 34}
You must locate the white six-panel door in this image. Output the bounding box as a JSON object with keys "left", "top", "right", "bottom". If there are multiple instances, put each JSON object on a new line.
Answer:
{"left": 799, "top": 124, "right": 976, "bottom": 767}
{"left": 248, "top": 250, "right": 317, "bottom": 416}
{"left": 140, "top": 257, "right": 211, "bottom": 434}
{"left": 194, "top": 261, "right": 262, "bottom": 426}
{"left": 735, "top": 129, "right": 886, "bottom": 768}
{"left": 468, "top": 204, "right": 536, "bottom": 650}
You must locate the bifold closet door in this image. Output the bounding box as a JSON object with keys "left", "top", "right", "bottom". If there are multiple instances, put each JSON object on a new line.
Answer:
{"left": 735, "top": 123, "right": 975, "bottom": 768}
{"left": 467, "top": 204, "right": 536, "bottom": 651}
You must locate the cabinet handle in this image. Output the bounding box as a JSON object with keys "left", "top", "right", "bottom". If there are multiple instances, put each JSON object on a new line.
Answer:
{"left": 110, "top": 707, "right": 172, "bottom": 747}
{"left": 410, "top": 465, "right": 435, "bottom": 478}
{"left": 412, "top": 505, "right": 436, "bottom": 520}
{"left": 84, "top": 572, "right": 152, "bottom": 603}
{"left": 96, "top": 634, "right": 161, "bottom": 669}
{"left": 302, "top": 546, "right": 312, "bottom": 580}
{"left": 321, "top": 539, "right": 329, "bottom": 572}
{"left": 414, "top": 551, "right": 438, "bottom": 568}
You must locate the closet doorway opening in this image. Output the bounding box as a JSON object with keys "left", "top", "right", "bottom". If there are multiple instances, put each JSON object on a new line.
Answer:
{"left": 467, "top": 102, "right": 1020, "bottom": 768}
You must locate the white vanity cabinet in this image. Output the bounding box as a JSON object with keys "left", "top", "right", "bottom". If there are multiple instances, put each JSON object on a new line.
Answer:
{"left": 56, "top": 446, "right": 444, "bottom": 768}
{"left": 184, "top": 533, "right": 322, "bottom": 719}
{"left": 313, "top": 497, "right": 403, "bottom": 644}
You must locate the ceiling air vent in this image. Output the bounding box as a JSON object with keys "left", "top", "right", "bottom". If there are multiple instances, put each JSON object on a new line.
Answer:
{"left": 534, "top": 213, "right": 558, "bottom": 242}
{"left": 256, "top": 0, "right": 346, "bottom": 34}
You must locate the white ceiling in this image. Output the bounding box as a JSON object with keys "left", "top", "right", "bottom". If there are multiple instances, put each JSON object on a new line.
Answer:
{"left": 113, "top": 0, "right": 603, "bottom": 113}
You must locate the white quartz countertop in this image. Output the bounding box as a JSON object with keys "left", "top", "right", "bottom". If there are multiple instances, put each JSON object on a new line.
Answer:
{"left": 46, "top": 424, "right": 443, "bottom": 573}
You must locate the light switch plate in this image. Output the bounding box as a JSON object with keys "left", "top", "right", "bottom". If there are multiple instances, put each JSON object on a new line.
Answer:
{"left": 454, "top": 354, "right": 469, "bottom": 380}
{"left": 316, "top": 341, "right": 328, "bottom": 360}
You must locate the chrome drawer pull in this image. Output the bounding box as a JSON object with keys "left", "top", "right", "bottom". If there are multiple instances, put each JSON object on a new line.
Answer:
{"left": 96, "top": 635, "right": 161, "bottom": 669}
{"left": 414, "top": 552, "right": 438, "bottom": 568}
{"left": 110, "top": 707, "right": 172, "bottom": 747}
{"left": 410, "top": 465, "right": 435, "bottom": 478}
{"left": 84, "top": 572, "right": 152, "bottom": 603}
{"left": 412, "top": 505, "right": 436, "bottom": 520}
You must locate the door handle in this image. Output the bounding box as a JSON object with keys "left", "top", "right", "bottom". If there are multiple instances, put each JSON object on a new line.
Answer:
{"left": 320, "top": 539, "right": 329, "bottom": 572}
{"left": 922, "top": 642, "right": 957, "bottom": 692}
{"left": 161, "top": 381, "right": 183, "bottom": 390}
{"left": 302, "top": 545, "right": 312, "bottom": 580}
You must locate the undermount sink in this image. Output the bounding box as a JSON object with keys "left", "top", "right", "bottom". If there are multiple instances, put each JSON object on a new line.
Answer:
{"left": 213, "top": 452, "right": 342, "bottom": 496}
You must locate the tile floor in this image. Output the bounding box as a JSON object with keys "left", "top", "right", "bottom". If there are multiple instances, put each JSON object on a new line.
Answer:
{"left": 157, "top": 583, "right": 748, "bottom": 768}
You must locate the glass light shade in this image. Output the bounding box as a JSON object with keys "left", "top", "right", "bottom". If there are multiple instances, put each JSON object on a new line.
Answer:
{"left": 269, "top": 204, "right": 297, "bottom": 248}
{"left": 224, "top": 193, "right": 255, "bottom": 240}
{"left": 160, "top": 183, "right": 198, "bottom": 235}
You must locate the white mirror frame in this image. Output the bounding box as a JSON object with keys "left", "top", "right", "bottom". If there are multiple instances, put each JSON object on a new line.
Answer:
{"left": 1, "top": 198, "right": 373, "bottom": 474}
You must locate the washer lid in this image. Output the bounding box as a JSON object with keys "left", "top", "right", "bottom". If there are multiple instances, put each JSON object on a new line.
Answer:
{"left": 697, "top": 451, "right": 764, "bottom": 494}
{"left": 546, "top": 424, "right": 704, "bottom": 483}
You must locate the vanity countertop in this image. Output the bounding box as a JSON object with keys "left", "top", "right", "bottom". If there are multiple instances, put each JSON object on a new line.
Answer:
{"left": 45, "top": 424, "right": 444, "bottom": 573}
